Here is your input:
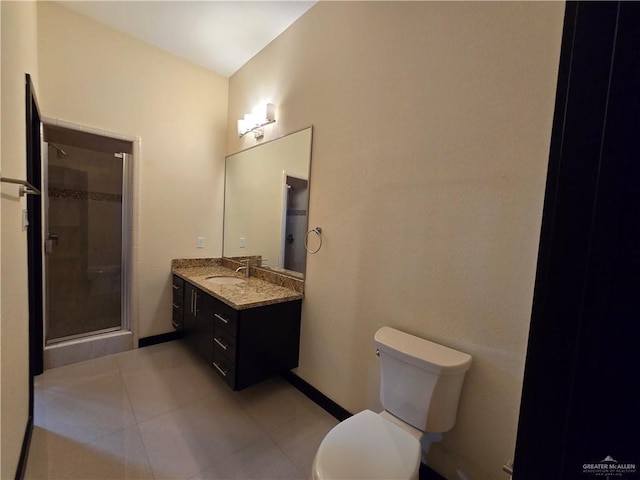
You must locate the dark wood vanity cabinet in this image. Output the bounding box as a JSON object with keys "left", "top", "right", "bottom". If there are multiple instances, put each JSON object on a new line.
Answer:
{"left": 173, "top": 275, "right": 302, "bottom": 391}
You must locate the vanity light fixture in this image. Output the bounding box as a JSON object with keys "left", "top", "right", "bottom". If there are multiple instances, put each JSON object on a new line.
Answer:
{"left": 237, "top": 103, "right": 276, "bottom": 139}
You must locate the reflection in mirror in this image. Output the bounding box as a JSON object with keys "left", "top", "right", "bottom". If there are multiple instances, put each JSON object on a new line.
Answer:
{"left": 223, "top": 127, "right": 312, "bottom": 278}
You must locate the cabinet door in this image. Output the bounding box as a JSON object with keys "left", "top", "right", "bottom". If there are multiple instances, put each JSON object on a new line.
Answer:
{"left": 183, "top": 282, "right": 197, "bottom": 350}
{"left": 183, "top": 282, "right": 212, "bottom": 362}
{"left": 195, "top": 290, "right": 214, "bottom": 365}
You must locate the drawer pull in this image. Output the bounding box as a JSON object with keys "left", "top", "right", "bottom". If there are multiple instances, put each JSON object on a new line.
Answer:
{"left": 214, "top": 313, "right": 229, "bottom": 324}
{"left": 213, "top": 361, "right": 227, "bottom": 377}
{"left": 172, "top": 284, "right": 180, "bottom": 290}
{"left": 171, "top": 321, "right": 181, "bottom": 329}
{"left": 214, "top": 337, "right": 228, "bottom": 350}
{"left": 172, "top": 303, "right": 180, "bottom": 309}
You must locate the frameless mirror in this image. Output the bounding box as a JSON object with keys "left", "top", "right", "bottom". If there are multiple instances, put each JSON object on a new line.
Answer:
{"left": 223, "top": 127, "right": 312, "bottom": 278}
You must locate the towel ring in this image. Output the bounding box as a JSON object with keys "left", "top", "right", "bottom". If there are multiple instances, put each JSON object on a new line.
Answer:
{"left": 304, "top": 226, "right": 323, "bottom": 254}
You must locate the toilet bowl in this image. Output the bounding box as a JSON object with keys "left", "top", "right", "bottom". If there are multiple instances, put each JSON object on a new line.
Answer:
{"left": 312, "top": 410, "right": 421, "bottom": 480}
{"left": 312, "top": 327, "right": 472, "bottom": 480}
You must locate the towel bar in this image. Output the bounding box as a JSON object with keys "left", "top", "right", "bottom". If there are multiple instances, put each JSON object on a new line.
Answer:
{"left": 0, "top": 177, "right": 41, "bottom": 197}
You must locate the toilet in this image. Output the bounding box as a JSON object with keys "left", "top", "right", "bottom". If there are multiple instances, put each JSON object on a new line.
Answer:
{"left": 312, "top": 326, "right": 472, "bottom": 480}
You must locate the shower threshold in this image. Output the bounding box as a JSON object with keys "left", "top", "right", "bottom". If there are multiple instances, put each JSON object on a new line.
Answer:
{"left": 43, "top": 329, "right": 133, "bottom": 370}
{"left": 46, "top": 326, "right": 123, "bottom": 346}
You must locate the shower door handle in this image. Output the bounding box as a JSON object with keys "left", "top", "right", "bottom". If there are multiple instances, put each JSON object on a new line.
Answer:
{"left": 45, "top": 233, "right": 59, "bottom": 254}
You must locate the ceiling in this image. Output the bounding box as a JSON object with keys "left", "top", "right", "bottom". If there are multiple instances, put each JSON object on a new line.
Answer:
{"left": 57, "top": 1, "right": 317, "bottom": 77}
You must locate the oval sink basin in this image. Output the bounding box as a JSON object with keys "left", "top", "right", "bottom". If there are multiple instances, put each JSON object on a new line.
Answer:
{"left": 205, "top": 276, "right": 246, "bottom": 285}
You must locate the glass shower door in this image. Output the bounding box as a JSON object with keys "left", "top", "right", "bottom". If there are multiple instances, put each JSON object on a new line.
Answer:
{"left": 45, "top": 142, "right": 124, "bottom": 342}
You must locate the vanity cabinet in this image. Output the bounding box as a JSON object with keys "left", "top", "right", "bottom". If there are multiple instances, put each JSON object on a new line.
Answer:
{"left": 173, "top": 275, "right": 302, "bottom": 391}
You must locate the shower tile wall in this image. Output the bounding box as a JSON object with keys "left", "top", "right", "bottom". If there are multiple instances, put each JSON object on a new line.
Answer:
{"left": 47, "top": 145, "right": 123, "bottom": 341}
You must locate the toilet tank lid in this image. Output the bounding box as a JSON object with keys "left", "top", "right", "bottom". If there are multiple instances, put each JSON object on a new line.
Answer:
{"left": 375, "top": 327, "right": 472, "bottom": 375}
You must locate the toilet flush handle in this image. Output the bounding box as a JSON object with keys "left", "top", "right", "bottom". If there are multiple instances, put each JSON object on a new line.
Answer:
{"left": 375, "top": 349, "right": 380, "bottom": 357}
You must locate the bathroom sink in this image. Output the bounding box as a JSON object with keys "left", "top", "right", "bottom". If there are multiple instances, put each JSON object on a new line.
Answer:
{"left": 205, "top": 276, "right": 246, "bottom": 285}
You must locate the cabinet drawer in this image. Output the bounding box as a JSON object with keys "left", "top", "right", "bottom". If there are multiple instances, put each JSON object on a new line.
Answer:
{"left": 212, "top": 351, "right": 235, "bottom": 389}
{"left": 212, "top": 301, "right": 238, "bottom": 336}
{"left": 213, "top": 328, "right": 236, "bottom": 363}
{"left": 172, "top": 308, "right": 183, "bottom": 330}
{"left": 172, "top": 277, "right": 184, "bottom": 294}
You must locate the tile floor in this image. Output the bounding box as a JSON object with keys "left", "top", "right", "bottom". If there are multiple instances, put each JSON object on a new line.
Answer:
{"left": 25, "top": 340, "right": 339, "bottom": 479}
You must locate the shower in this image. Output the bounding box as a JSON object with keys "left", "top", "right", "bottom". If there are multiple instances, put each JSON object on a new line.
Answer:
{"left": 43, "top": 124, "right": 133, "bottom": 346}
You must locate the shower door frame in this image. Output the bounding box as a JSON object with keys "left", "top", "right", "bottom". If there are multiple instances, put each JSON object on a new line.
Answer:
{"left": 42, "top": 133, "right": 133, "bottom": 345}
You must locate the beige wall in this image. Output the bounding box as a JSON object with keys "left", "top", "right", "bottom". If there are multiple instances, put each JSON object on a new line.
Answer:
{"left": 0, "top": 1, "right": 39, "bottom": 477}
{"left": 228, "top": 2, "right": 564, "bottom": 478}
{"left": 37, "top": 2, "right": 228, "bottom": 338}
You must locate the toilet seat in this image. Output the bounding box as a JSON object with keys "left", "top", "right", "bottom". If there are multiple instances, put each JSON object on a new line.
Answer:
{"left": 312, "top": 410, "right": 421, "bottom": 480}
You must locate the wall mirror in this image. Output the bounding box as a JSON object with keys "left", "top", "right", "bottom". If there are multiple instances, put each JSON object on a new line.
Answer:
{"left": 223, "top": 127, "right": 313, "bottom": 278}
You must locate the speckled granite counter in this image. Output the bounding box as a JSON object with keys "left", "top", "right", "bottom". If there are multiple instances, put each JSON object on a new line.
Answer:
{"left": 172, "top": 258, "right": 304, "bottom": 310}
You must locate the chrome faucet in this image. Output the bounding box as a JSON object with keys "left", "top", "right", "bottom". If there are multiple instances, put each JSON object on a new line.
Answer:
{"left": 235, "top": 258, "right": 251, "bottom": 278}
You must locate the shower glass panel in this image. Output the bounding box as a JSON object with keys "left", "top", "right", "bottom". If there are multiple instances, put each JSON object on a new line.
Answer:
{"left": 46, "top": 142, "right": 123, "bottom": 342}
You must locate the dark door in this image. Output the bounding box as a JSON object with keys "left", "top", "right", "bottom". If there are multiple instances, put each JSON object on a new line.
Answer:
{"left": 514, "top": 2, "right": 640, "bottom": 478}
{"left": 20, "top": 73, "right": 43, "bottom": 478}
{"left": 26, "top": 74, "right": 43, "bottom": 378}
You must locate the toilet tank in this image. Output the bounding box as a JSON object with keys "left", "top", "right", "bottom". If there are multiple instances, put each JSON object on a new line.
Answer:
{"left": 375, "top": 327, "right": 472, "bottom": 433}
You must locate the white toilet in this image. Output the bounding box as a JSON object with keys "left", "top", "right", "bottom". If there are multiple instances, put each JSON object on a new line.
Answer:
{"left": 312, "top": 326, "right": 472, "bottom": 480}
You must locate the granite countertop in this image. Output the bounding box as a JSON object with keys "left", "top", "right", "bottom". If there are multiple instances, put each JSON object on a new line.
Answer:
{"left": 172, "top": 263, "right": 304, "bottom": 310}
